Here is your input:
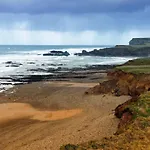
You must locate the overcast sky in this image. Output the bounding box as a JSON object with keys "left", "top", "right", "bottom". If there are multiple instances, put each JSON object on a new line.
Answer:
{"left": 0, "top": 0, "right": 150, "bottom": 45}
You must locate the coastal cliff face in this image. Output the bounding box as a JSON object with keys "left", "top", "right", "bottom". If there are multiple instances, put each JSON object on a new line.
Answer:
{"left": 129, "top": 38, "right": 150, "bottom": 45}
{"left": 86, "top": 70, "right": 150, "bottom": 96}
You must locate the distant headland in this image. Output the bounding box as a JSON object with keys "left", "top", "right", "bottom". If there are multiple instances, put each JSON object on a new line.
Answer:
{"left": 129, "top": 38, "right": 150, "bottom": 46}
{"left": 75, "top": 38, "right": 150, "bottom": 57}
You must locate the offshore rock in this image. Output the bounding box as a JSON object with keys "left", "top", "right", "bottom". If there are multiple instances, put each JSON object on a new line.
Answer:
{"left": 43, "top": 51, "right": 70, "bottom": 56}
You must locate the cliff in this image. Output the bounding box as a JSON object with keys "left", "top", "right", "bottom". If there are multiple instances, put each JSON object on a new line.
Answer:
{"left": 129, "top": 38, "right": 150, "bottom": 45}
{"left": 86, "top": 70, "right": 150, "bottom": 96}
{"left": 60, "top": 58, "right": 150, "bottom": 150}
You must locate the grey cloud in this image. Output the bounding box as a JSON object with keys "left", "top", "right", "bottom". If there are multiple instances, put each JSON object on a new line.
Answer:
{"left": 0, "top": 0, "right": 150, "bottom": 14}
{"left": 0, "top": 10, "right": 150, "bottom": 32}
{"left": 0, "top": 0, "right": 150, "bottom": 32}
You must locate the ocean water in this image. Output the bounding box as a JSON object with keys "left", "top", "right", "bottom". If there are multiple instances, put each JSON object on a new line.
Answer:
{"left": 0, "top": 45, "right": 137, "bottom": 92}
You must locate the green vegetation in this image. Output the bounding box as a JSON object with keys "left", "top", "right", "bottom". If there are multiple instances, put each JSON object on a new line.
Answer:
{"left": 123, "top": 58, "right": 150, "bottom": 66}
{"left": 116, "top": 65, "right": 150, "bottom": 74}
{"left": 126, "top": 93, "right": 150, "bottom": 119}
{"left": 116, "top": 58, "right": 150, "bottom": 74}
{"left": 60, "top": 144, "right": 85, "bottom": 150}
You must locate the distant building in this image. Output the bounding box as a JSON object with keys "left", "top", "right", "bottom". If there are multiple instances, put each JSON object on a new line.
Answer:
{"left": 129, "top": 38, "right": 150, "bottom": 45}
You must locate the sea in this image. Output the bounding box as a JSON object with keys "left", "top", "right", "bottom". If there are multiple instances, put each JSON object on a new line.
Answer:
{"left": 0, "top": 45, "right": 137, "bottom": 92}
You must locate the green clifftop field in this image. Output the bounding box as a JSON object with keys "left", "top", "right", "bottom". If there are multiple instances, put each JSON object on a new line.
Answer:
{"left": 117, "top": 58, "right": 150, "bottom": 74}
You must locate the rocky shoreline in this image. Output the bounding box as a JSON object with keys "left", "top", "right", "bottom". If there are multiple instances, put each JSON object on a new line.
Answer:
{"left": 0, "top": 64, "right": 115, "bottom": 92}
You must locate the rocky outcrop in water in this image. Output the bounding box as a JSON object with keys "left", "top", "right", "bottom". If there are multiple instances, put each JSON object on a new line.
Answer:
{"left": 5, "top": 61, "right": 23, "bottom": 67}
{"left": 43, "top": 51, "right": 70, "bottom": 56}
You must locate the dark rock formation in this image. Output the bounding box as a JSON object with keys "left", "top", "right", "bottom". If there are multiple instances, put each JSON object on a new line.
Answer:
{"left": 41, "top": 63, "right": 64, "bottom": 67}
{"left": 27, "top": 62, "right": 36, "bottom": 64}
{"left": 75, "top": 46, "right": 150, "bottom": 57}
{"left": 43, "top": 51, "right": 70, "bottom": 56}
{"left": 5, "top": 61, "right": 13, "bottom": 64}
{"left": 5, "top": 61, "right": 23, "bottom": 67}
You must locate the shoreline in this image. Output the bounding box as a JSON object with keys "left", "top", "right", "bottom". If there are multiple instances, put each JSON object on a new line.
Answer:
{"left": 0, "top": 64, "right": 113, "bottom": 93}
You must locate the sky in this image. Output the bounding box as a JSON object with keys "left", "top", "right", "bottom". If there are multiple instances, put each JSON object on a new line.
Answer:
{"left": 0, "top": 0, "right": 150, "bottom": 45}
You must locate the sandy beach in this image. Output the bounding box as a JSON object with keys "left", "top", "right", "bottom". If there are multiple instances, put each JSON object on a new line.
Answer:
{"left": 0, "top": 81, "right": 130, "bottom": 150}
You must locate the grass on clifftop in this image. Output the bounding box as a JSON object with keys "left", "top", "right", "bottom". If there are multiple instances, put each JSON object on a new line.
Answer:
{"left": 116, "top": 58, "right": 150, "bottom": 74}
{"left": 116, "top": 65, "right": 150, "bottom": 74}
{"left": 124, "top": 58, "right": 150, "bottom": 66}
{"left": 60, "top": 92, "right": 150, "bottom": 150}
{"left": 127, "top": 92, "right": 150, "bottom": 119}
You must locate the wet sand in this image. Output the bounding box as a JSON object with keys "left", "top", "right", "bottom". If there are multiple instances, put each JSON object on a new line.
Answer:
{"left": 0, "top": 81, "right": 130, "bottom": 150}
